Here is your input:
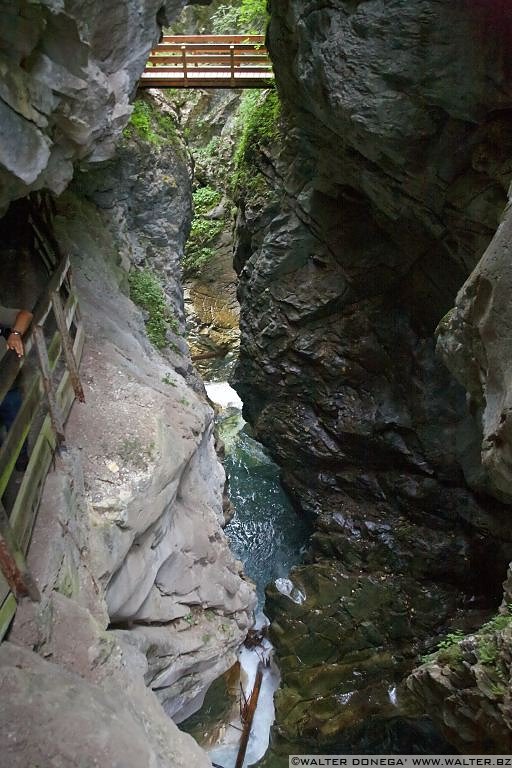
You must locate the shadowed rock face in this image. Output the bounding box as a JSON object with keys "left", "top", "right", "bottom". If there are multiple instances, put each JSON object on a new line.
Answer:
{"left": 0, "top": 0, "right": 207, "bottom": 213}
{"left": 437, "top": 194, "right": 512, "bottom": 504}
{"left": 233, "top": 0, "right": 512, "bottom": 754}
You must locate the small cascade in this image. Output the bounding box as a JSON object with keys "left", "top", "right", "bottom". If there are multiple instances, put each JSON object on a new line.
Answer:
{"left": 180, "top": 380, "right": 310, "bottom": 767}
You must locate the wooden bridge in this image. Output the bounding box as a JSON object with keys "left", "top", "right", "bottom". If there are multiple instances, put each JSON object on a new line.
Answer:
{"left": 140, "top": 35, "right": 274, "bottom": 89}
{"left": 0, "top": 195, "right": 85, "bottom": 640}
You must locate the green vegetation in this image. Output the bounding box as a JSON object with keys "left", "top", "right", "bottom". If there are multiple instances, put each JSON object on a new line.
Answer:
{"left": 129, "top": 268, "right": 179, "bottom": 349}
{"left": 232, "top": 89, "right": 281, "bottom": 201}
{"left": 476, "top": 610, "right": 512, "bottom": 666}
{"left": 421, "top": 609, "right": 512, "bottom": 672}
{"left": 192, "top": 186, "right": 222, "bottom": 215}
{"left": 420, "top": 630, "right": 465, "bottom": 665}
{"left": 170, "top": 0, "right": 267, "bottom": 35}
{"left": 437, "top": 630, "right": 465, "bottom": 650}
{"left": 124, "top": 98, "right": 178, "bottom": 147}
{"left": 183, "top": 186, "right": 225, "bottom": 277}
{"left": 210, "top": 0, "right": 268, "bottom": 34}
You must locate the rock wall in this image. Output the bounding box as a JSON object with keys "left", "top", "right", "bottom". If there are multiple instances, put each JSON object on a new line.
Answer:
{"left": 58, "top": 189, "right": 255, "bottom": 719}
{"left": 437, "top": 192, "right": 512, "bottom": 504}
{"left": 406, "top": 164, "right": 512, "bottom": 755}
{"left": 2, "top": 183, "right": 255, "bottom": 763}
{"left": 0, "top": 0, "right": 203, "bottom": 214}
{"left": 169, "top": 86, "right": 245, "bottom": 374}
{"left": 233, "top": 0, "right": 512, "bottom": 756}
{"left": 0, "top": 0, "right": 259, "bottom": 763}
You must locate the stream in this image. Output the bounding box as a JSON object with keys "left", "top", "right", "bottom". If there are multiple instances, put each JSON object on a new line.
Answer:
{"left": 181, "top": 379, "right": 311, "bottom": 767}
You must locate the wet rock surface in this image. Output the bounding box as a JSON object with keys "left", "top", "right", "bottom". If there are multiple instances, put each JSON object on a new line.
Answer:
{"left": 232, "top": 0, "right": 512, "bottom": 756}
{"left": 407, "top": 593, "right": 512, "bottom": 753}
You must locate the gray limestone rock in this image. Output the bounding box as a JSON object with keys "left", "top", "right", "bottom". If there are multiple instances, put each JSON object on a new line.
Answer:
{"left": 437, "top": 193, "right": 512, "bottom": 503}
{"left": 51, "top": 191, "right": 256, "bottom": 718}
{"left": 0, "top": 0, "right": 202, "bottom": 213}
{"left": 0, "top": 641, "right": 212, "bottom": 768}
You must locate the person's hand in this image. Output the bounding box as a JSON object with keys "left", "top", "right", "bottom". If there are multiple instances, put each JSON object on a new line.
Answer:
{"left": 7, "top": 333, "right": 24, "bottom": 358}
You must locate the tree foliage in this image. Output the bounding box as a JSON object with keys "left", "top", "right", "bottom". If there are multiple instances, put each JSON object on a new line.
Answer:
{"left": 211, "top": 0, "right": 268, "bottom": 35}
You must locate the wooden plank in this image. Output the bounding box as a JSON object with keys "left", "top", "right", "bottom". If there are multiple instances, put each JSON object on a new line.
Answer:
{"left": 0, "top": 592, "right": 16, "bottom": 642}
{"left": 149, "top": 55, "right": 269, "bottom": 65}
{"left": 33, "top": 325, "right": 65, "bottom": 443}
{"left": 31, "top": 255, "right": 70, "bottom": 328}
{"left": 0, "top": 255, "right": 69, "bottom": 404}
{"left": 152, "top": 48, "right": 268, "bottom": 57}
{"left": 0, "top": 297, "right": 72, "bottom": 493}
{"left": 140, "top": 79, "right": 274, "bottom": 89}
{"left": 0, "top": 501, "right": 40, "bottom": 600}
{"left": 144, "top": 66, "right": 272, "bottom": 75}
{"left": 9, "top": 322, "right": 84, "bottom": 554}
{"left": 0, "top": 382, "right": 39, "bottom": 499}
{"left": 51, "top": 291, "right": 85, "bottom": 403}
{"left": 0, "top": 290, "right": 78, "bottom": 497}
{"left": 30, "top": 220, "right": 58, "bottom": 271}
{"left": 161, "top": 35, "right": 265, "bottom": 43}
{"left": 9, "top": 415, "right": 56, "bottom": 553}
{"left": 0, "top": 571, "right": 10, "bottom": 608}
{"left": 153, "top": 43, "right": 267, "bottom": 52}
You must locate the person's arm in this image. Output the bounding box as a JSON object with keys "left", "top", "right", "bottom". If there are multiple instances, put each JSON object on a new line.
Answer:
{"left": 7, "top": 310, "right": 33, "bottom": 358}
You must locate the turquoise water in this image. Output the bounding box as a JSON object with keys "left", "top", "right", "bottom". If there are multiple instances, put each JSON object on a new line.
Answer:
{"left": 215, "top": 402, "right": 311, "bottom": 608}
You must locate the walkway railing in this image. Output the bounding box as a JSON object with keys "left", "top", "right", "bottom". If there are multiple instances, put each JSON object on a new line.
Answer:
{"left": 0, "top": 206, "right": 85, "bottom": 640}
{"left": 141, "top": 35, "right": 274, "bottom": 89}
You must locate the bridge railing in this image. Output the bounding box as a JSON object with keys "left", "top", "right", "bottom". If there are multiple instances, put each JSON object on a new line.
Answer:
{"left": 142, "top": 34, "right": 273, "bottom": 88}
{"left": 0, "top": 204, "right": 85, "bottom": 640}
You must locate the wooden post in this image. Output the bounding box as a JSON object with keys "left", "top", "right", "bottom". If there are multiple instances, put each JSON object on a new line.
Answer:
{"left": 0, "top": 501, "right": 40, "bottom": 601}
{"left": 33, "top": 325, "right": 66, "bottom": 443}
{"left": 230, "top": 44, "right": 235, "bottom": 84}
{"left": 181, "top": 44, "right": 188, "bottom": 83}
{"left": 51, "top": 291, "right": 85, "bottom": 403}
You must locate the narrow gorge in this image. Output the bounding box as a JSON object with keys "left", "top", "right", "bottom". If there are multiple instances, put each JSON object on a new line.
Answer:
{"left": 1, "top": 1, "right": 512, "bottom": 767}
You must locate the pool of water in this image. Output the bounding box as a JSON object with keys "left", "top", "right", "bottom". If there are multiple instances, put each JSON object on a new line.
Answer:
{"left": 183, "top": 381, "right": 311, "bottom": 767}
{"left": 207, "top": 382, "right": 311, "bottom": 609}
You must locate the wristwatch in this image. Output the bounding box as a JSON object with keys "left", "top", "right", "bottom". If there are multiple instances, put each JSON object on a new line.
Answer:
{"left": 9, "top": 330, "right": 21, "bottom": 336}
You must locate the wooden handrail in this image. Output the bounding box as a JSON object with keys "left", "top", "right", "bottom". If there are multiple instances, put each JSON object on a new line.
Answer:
{"left": 142, "top": 34, "right": 274, "bottom": 89}
{"left": 0, "top": 216, "right": 85, "bottom": 641}
{"left": 161, "top": 34, "right": 265, "bottom": 43}
{"left": 147, "top": 66, "right": 272, "bottom": 75}
{"left": 0, "top": 256, "right": 70, "bottom": 405}
{"left": 153, "top": 43, "right": 267, "bottom": 53}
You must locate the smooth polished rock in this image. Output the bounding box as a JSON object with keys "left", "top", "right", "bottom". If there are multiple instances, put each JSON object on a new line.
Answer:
{"left": 437, "top": 194, "right": 512, "bottom": 503}
{"left": 0, "top": 641, "right": 211, "bottom": 768}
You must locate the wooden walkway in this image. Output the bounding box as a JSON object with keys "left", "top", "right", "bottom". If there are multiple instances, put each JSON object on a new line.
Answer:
{"left": 140, "top": 35, "right": 274, "bottom": 89}
{"left": 0, "top": 196, "right": 85, "bottom": 640}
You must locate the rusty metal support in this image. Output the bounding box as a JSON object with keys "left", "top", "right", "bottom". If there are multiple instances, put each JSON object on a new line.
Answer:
{"left": 51, "top": 291, "right": 85, "bottom": 403}
{"left": 0, "top": 502, "right": 40, "bottom": 601}
{"left": 33, "top": 325, "right": 66, "bottom": 443}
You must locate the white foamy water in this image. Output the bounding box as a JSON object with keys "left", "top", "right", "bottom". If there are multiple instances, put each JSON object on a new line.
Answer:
{"left": 205, "top": 381, "right": 243, "bottom": 410}
{"left": 209, "top": 614, "right": 280, "bottom": 768}
{"left": 196, "top": 382, "right": 308, "bottom": 767}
